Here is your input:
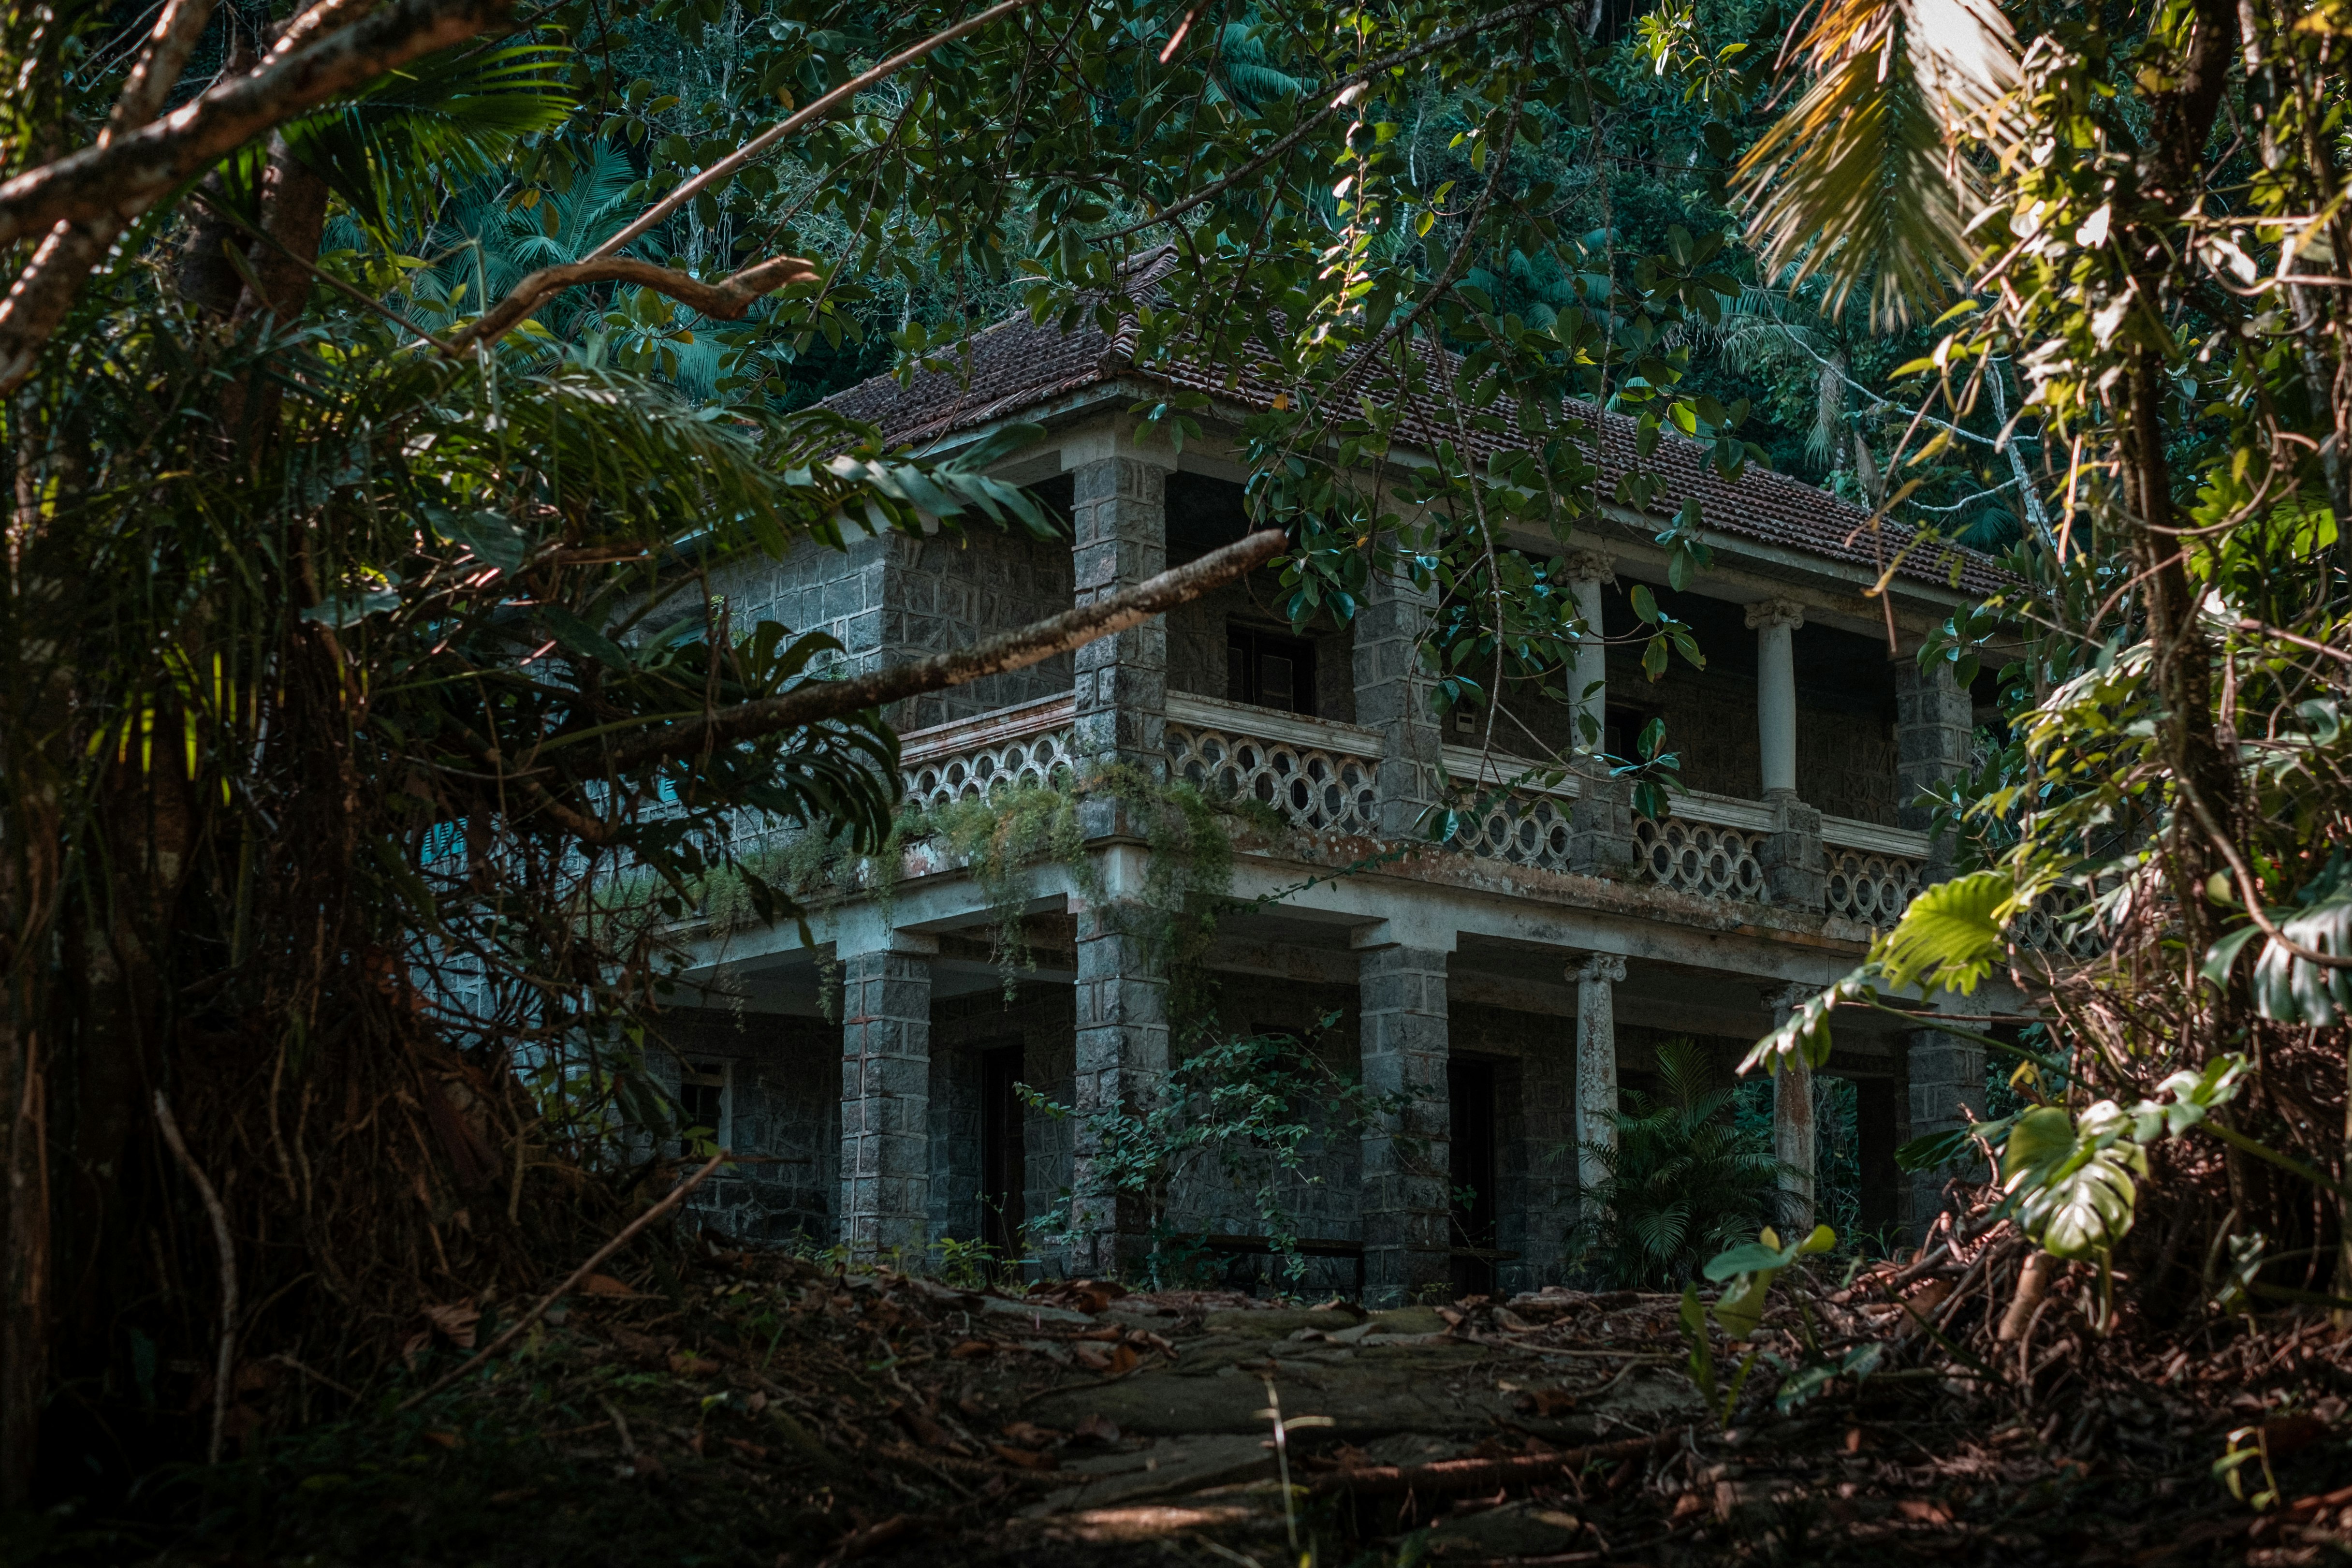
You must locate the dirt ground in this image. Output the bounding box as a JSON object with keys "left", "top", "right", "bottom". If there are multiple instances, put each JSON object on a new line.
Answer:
{"left": 43, "top": 1240, "right": 2352, "bottom": 1568}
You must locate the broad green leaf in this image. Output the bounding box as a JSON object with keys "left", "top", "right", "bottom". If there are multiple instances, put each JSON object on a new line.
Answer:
{"left": 2019, "top": 1139, "right": 2145, "bottom": 1259}
{"left": 2000, "top": 1105, "right": 2075, "bottom": 1186}
{"left": 1876, "top": 870, "right": 2011, "bottom": 994}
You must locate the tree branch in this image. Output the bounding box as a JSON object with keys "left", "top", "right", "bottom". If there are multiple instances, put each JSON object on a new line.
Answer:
{"left": 442, "top": 0, "right": 1040, "bottom": 355}
{"left": 439, "top": 253, "right": 817, "bottom": 355}
{"left": 588, "top": 0, "right": 1042, "bottom": 267}
{"left": 0, "top": 0, "right": 222, "bottom": 394}
{"left": 603, "top": 528, "right": 1285, "bottom": 770}
{"left": 0, "top": 0, "right": 512, "bottom": 249}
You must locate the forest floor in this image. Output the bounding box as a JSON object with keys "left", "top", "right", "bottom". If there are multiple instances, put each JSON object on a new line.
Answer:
{"left": 32, "top": 1242, "right": 2352, "bottom": 1568}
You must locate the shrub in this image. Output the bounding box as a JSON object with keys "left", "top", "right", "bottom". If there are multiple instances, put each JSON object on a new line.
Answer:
{"left": 1569, "top": 1039, "right": 1783, "bottom": 1288}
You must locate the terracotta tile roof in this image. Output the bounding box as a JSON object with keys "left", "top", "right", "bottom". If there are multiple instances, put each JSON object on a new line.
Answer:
{"left": 821, "top": 252, "right": 2007, "bottom": 598}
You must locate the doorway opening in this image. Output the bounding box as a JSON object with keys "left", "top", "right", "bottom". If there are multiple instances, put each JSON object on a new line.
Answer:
{"left": 1448, "top": 1057, "right": 1499, "bottom": 1299}
{"left": 979, "top": 1043, "right": 1026, "bottom": 1278}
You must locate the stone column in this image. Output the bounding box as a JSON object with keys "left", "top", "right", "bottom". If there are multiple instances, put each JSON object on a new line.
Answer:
{"left": 1561, "top": 550, "right": 1613, "bottom": 752}
{"left": 1353, "top": 548, "right": 1441, "bottom": 839}
{"left": 1560, "top": 552, "right": 1634, "bottom": 877}
{"left": 1747, "top": 599, "right": 1824, "bottom": 909}
{"left": 1070, "top": 848, "right": 1169, "bottom": 1278}
{"left": 1746, "top": 599, "right": 1804, "bottom": 794}
{"left": 1905, "top": 1013, "right": 1988, "bottom": 1239}
{"left": 1069, "top": 434, "right": 1172, "bottom": 783}
{"left": 1357, "top": 931, "right": 1453, "bottom": 1305}
{"left": 839, "top": 933, "right": 938, "bottom": 1262}
{"left": 1762, "top": 983, "right": 1818, "bottom": 1235}
{"left": 1066, "top": 431, "right": 1174, "bottom": 1278}
{"left": 1571, "top": 953, "right": 1627, "bottom": 1210}
{"left": 1896, "top": 657, "right": 1976, "bottom": 878}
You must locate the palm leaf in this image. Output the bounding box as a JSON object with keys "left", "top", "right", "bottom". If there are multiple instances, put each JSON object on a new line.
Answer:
{"left": 290, "top": 41, "right": 576, "bottom": 241}
{"left": 1733, "top": 0, "right": 2016, "bottom": 329}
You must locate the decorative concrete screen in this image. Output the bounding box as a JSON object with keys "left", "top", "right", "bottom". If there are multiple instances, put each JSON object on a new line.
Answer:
{"left": 1823, "top": 845, "right": 1925, "bottom": 927}
{"left": 1633, "top": 814, "right": 1769, "bottom": 901}
{"left": 1447, "top": 792, "right": 1577, "bottom": 873}
{"left": 899, "top": 696, "right": 1077, "bottom": 811}
{"left": 1163, "top": 695, "right": 1381, "bottom": 838}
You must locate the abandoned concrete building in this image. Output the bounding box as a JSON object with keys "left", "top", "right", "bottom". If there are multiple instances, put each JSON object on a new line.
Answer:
{"left": 655, "top": 279, "right": 2029, "bottom": 1305}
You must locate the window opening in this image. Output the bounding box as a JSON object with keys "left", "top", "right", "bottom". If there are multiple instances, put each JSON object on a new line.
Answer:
{"left": 1227, "top": 626, "right": 1317, "bottom": 716}
{"left": 679, "top": 1060, "right": 731, "bottom": 1152}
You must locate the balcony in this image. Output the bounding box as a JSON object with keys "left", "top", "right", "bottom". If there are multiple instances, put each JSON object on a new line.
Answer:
{"left": 883, "top": 693, "right": 1934, "bottom": 931}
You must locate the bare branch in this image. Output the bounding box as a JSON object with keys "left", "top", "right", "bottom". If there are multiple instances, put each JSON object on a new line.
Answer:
{"left": 604, "top": 528, "right": 1286, "bottom": 770}
{"left": 0, "top": 0, "right": 222, "bottom": 393}
{"left": 105, "top": 0, "right": 221, "bottom": 141}
{"left": 0, "top": 0, "right": 512, "bottom": 249}
{"left": 588, "top": 0, "right": 1042, "bottom": 267}
{"left": 440, "top": 253, "right": 817, "bottom": 356}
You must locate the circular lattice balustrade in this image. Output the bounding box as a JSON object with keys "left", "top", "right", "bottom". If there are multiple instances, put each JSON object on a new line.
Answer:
{"left": 1165, "top": 726, "right": 1378, "bottom": 836}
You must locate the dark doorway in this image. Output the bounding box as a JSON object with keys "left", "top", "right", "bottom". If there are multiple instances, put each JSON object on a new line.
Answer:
{"left": 979, "top": 1044, "right": 1026, "bottom": 1276}
{"left": 1448, "top": 1058, "right": 1499, "bottom": 1299}
{"left": 1855, "top": 1078, "right": 1900, "bottom": 1245}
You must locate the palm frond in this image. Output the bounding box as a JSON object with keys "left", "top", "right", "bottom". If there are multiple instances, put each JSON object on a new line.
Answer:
{"left": 1733, "top": 0, "right": 2016, "bottom": 329}
{"left": 290, "top": 41, "right": 576, "bottom": 241}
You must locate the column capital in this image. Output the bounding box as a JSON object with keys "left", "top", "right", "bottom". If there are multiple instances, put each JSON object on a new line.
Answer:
{"left": 1570, "top": 953, "right": 1627, "bottom": 986}
{"left": 1744, "top": 597, "right": 1807, "bottom": 632}
{"left": 1561, "top": 548, "right": 1617, "bottom": 585}
{"left": 1760, "top": 981, "right": 1820, "bottom": 1016}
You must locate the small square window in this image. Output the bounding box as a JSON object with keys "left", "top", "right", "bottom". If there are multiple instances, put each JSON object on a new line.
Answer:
{"left": 679, "top": 1060, "right": 731, "bottom": 1151}
{"left": 1226, "top": 627, "right": 1317, "bottom": 716}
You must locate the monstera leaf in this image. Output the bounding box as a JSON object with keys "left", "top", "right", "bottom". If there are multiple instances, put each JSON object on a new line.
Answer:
{"left": 1875, "top": 870, "right": 2013, "bottom": 995}
{"left": 2016, "top": 1133, "right": 2146, "bottom": 1259}
{"left": 2251, "top": 898, "right": 2352, "bottom": 1026}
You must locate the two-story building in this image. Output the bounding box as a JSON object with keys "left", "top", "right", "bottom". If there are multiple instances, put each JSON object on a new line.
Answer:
{"left": 652, "top": 259, "right": 2026, "bottom": 1304}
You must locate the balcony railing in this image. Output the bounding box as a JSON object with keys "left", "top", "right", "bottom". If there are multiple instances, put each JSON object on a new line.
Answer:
{"left": 1821, "top": 818, "right": 1927, "bottom": 928}
{"left": 899, "top": 694, "right": 1076, "bottom": 811}
{"left": 1164, "top": 694, "right": 1381, "bottom": 837}
{"left": 882, "top": 694, "right": 1943, "bottom": 931}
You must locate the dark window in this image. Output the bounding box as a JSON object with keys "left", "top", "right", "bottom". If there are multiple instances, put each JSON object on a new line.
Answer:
{"left": 1227, "top": 626, "right": 1316, "bottom": 716}
{"left": 979, "top": 1044, "right": 1026, "bottom": 1277}
{"left": 1604, "top": 703, "right": 1655, "bottom": 762}
{"left": 1448, "top": 1058, "right": 1499, "bottom": 1299}
{"left": 679, "top": 1060, "right": 730, "bottom": 1150}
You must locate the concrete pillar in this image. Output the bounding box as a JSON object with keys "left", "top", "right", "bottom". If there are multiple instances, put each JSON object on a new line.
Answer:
{"left": 1070, "top": 848, "right": 1169, "bottom": 1278}
{"left": 1353, "top": 549, "right": 1441, "bottom": 839}
{"left": 1746, "top": 599, "right": 1824, "bottom": 908}
{"left": 1763, "top": 984, "right": 1818, "bottom": 1235}
{"left": 1069, "top": 433, "right": 1172, "bottom": 783}
{"left": 1905, "top": 1013, "right": 1988, "bottom": 1240}
{"left": 1571, "top": 953, "right": 1626, "bottom": 1209}
{"left": 1746, "top": 599, "right": 1804, "bottom": 795}
{"left": 1356, "top": 931, "right": 1453, "bottom": 1305}
{"left": 1896, "top": 657, "right": 1976, "bottom": 877}
{"left": 1561, "top": 550, "right": 1613, "bottom": 753}
{"left": 839, "top": 934, "right": 937, "bottom": 1262}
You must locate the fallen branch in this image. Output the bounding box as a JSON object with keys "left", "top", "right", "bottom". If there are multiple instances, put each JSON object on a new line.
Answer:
{"left": 440, "top": 254, "right": 818, "bottom": 356}
{"left": 154, "top": 1092, "right": 237, "bottom": 1466}
{"left": 601, "top": 528, "right": 1286, "bottom": 769}
{"left": 1309, "top": 1425, "right": 1688, "bottom": 1497}
{"left": 396, "top": 1150, "right": 725, "bottom": 1410}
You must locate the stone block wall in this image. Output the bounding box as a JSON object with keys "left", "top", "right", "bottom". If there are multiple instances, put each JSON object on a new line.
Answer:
{"left": 693, "top": 522, "right": 1076, "bottom": 732}
{"left": 1163, "top": 976, "right": 1365, "bottom": 1242}
{"left": 647, "top": 1008, "right": 841, "bottom": 1246}
{"left": 890, "top": 528, "right": 1076, "bottom": 728}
